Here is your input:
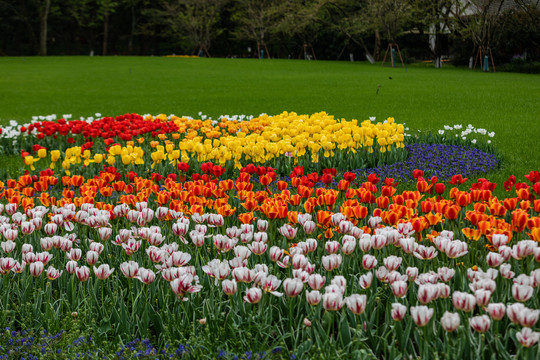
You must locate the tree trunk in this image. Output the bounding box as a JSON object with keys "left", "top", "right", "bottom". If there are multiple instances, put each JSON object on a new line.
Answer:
{"left": 128, "top": 2, "right": 135, "bottom": 55}
{"left": 102, "top": 12, "right": 109, "bottom": 56}
{"left": 39, "top": 0, "right": 51, "bottom": 56}
{"left": 374, "top": 29, "right": 381, "bottom": 61}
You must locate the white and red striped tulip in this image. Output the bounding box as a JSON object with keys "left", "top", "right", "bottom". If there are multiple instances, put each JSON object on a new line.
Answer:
{"left": 306, "top": 290, "right": 322, "bottom": 305}
{"left": 361, "top": 254, "right": 377, "bottom": 270}
{"left": 120, "top": 261, "right": 139, "bottom": 278}
{"left": 469, "top": 315, "right": 491, "bottom": 333}
{"left": 391, "top": 281, "right": 408, "bottom": 298}
{"left": 94, "top": 264, "right": 114, "bottom": 280}
{"left": 222, "top": 279, "right": 237, "bottom": 296}
{"left": 440, "top": 311, "right": 460, "bottom": 332}
{"left": 512, "top": 284, "right": 534, "bottom": 302}
{"left": 410, "top": 306, "right": 434, "bottom": 327}
{"left": 243, "top": 287, "right": 263, "bottom": 304}
{"left": 345, "top": 294, "right": 367, "bottom": 315}
{"left": 516, "top": 328, "right": 540, "bottom": 348}
{"left": 322, "top": 292, "right": 344, "bottom": 311}
{"left": 359, "top": 273, "right": 373, "bottom": 289}
{"left": 391, "top": 303, "right": 407, "bottom": 321}
{"left": 75, "top": 266, "right": 90, "bottom": 282}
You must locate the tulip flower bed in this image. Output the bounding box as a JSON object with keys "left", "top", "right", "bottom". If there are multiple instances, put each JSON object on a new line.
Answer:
{"left": 0, "top": 112, "right": 538, "bottom": 359}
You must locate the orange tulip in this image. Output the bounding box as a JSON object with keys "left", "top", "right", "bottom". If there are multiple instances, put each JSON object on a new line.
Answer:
{"left": 241, "top": 199, "right": 259, "bottom": 212}
{"left": 511, "top": 209, "right": 529, "bottom": 232}
{"left": 18, "top": 175, "right": 32, "bottom": 188}
{"left": 488, "top": 202, "right": 507, "bottom": 217}
{"left": 382, "top": 186, "right": 397, "bottom": 197}
{"left": 519, "top": 200, "right": 531, "bottom": 211}
{"left": 62, "top": 188, "right": 75, "bottom": 199}
{"left": 99, "top": 186, "right": 113, "bottom": 197}
{"left": 392, "top": 194, "right": 404, "bottom": 206}
{"left": 288, "top": 194, "right": 302, "bottom": 206}
{"left": 238, "top": 212, "right": 255, "bottom": 224}
{"left": 462, "top": 227, "right": 482, "bottom": 241}
{"left": 534, "top": 199, "right": 540, "bottom": 213}
{"left": 22, "top": 187, "right": 35, "bottom": 197}
{"left": 420, "top": 200, "right": 434, "bottom": 213}
{"left": 527, "top": 217, "right": 540, "bottom": 230}
{"left": 287, "top": 211, "right": 299, "bottom": 224}
{"left": 316, "top": 210, "right": 333, "bottom": 228}
{"left": 444, "top": 205, "right": 461, "bottom": 220}
{"left": 529, "top": 227, "right": 540, "bottom": 241}
{"left": 425, "top": 212, "right": 443, "bottom": 226}
{"left": 375, "top": 196, "right": 389, "bottom": 209}
{"left": 455, "top": 192, "right": 471, "bottom": 207}
{"left": 277, "top": 180, "right": 288, "bottom": 191}
{"left": 478, "top": 220, "right": 492, "bottom": 235}
{"left": 516, "top": 188, "right": 530, "bottom": 201}
{"left": 503, "top": 198, "right": 518, "bottom": 211}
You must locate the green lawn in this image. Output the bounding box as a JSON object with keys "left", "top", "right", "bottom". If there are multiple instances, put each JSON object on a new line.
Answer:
{"left": 1, "top": 56, "right": 539, "bottom": 185}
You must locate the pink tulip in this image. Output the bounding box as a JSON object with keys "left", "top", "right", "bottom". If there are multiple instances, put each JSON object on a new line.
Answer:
{"left": 75, "top": 266, "right": 90, "bottom": 282}
{"left": 21, "top": 243, "right": 33, "bottom": 254}
{"left": 440, "top": 311, "right": 460, "bottom": 332}
{"left": 516, "top": 328, "right": 540, "bottom": 348}
{"left": 89, "top": 242, "right": 104, "bottom": 255}
{"left": 341, "top": 238, "right": 356, "bottom": 255}
{"left": 469, "top": 315, "right": 491, "bottom": 333}
{"left": 498, "top": 246, "right": 512, "bottom": 262}
{"left": 4, "top": 229, "right": 17, "bottom": 241}
{"left": 94, "top": 264, "right": 114, "bottom": 280}
{"left": 437, "top": 267, "right": 455, "bottom": 282}
{"left": 292, "top": 254, "right": 308, "bottom": 270}
{"left": 244, "top": 287, "right": 263, "bottom": 304}
{"left": 98, "top": 227, "right": 112, "bottom": 241}
{"left": 345, "top": 294, "right": 367, "bottom": 315}
{"left": 20, "top": 221, "right": 35, "bottom": 235}
{"left": 304, "top": 318, "right": 312, "bottom": 327}
{"left": 410, "top": 306, "right": 434, "bottom": 326}
{"left": 36, "top": 251, "right": 53, "bottom": 265}
{"left": 256, "top": 219, "right": 268, "bottom": 232}
{"left": 261, "top": 275, "right": 281, "bottom": 294}
{"left": 391, "top": 303, "right": 407, "bottom": 321}
{"left": 491, "top": 234, "right": 509, "bottom": 248}
{"left": 253, "top": 232, "right": 268, "bottom": 243}
{"left": 338, "top": 220, "right": 353, "bottom": 234}
{"left": 293, "top": 269, "right": 310, "bottom": 283}
{"left": 406, "top": 267, "right": 419, "bottom": 281}
{"left": 367, "top": 216, "right": 382, "bottom": 229}
{"left": 222, "top": 279, "right": 237, "bottom": 296}
{"left": 0, "top": 257, "right": 16, "bottom": 272}
{"left": 307, "top": 274, "right": 325, "bottom": 290}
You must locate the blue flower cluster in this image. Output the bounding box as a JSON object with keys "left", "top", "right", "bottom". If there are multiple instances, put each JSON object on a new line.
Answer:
{"left": 354, "top": 143, "right": 498, "bottom": 182}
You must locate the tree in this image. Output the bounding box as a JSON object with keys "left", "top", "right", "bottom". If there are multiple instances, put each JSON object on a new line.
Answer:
{"left": 274, "top": 0, "right": 322, "bottom": 59}
{"left": 161, "top": 0, "right": 227, "bottom": 56}
{"left": 97, "top": 0, "right": 119, "bottom": 55}
{"left": 450, "top": 0, "right": 507, "bottom": 69}
{"left": 232, "top": 0, "right": 284, "bottom": 58}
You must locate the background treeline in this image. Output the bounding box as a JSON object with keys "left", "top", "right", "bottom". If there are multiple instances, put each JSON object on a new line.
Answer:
{"left": 1, "top": 0, "right": 539, "bottom": 68}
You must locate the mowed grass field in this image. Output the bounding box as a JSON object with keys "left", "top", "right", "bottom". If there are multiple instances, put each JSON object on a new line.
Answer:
{"left": 0, "top": 56, "right": 539, "bottom": 185}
